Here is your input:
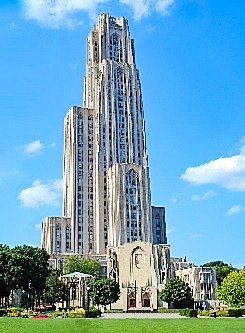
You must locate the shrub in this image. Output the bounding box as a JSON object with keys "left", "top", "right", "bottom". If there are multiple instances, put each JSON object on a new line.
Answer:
{"left": 49, "top": 311, "right": 66, "bottom": 318}
{"left": 67, "top": 312, "right": 85, "bottom": 318}
{"left": 158, "top": 307, "right": 180, "bottom": 313}
{"left": 198, "top": 310, "right": 211, "bottom": 317}
{"left": 216, "top": 310, "right": 228, "bottom": 317}
{"left": 7, "top": 307, "right": 23, "bottom": 317}
{"left": 84, "top": 306, "right": 102, "bottom": 318}
{"left": 0, "top": 309, "right": 7, "bottom": 317}
{"left": 179, "top": 308, "right": 197, "bottom": 317}
{"left": 228, "top": 308, "right": 244, "bottom": 317}
{"left": 104, "top": 309, "right": 123, "bottom": 313}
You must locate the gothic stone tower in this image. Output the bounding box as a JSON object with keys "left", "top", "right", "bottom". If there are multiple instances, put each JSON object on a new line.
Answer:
{"left": 42, "top": 14, "right": 167, "bottom": 257}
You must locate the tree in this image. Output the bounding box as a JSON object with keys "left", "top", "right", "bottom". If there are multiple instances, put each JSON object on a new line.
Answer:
{"left": 0, "top": 244, "right": 12, "bottom": 306}
{"left": 89, "top": 278, "right": 120, "bottom": 306}
{"left": 160, "top": 277, "right": 193, "bottom": 309}
{"left": 202, "top": 261, "right": 237, "bottom": 285}
{"left": 64, "top": 256, "right": 100, "bottom": 276}
{"left": 217, "top": 269, "right": 245, "bottom": 306}
{"left": 44, "top": 269, "right": 68, "bottom": 307}
{"left": 8, "top": 245, "right": 50, "bottom": 307}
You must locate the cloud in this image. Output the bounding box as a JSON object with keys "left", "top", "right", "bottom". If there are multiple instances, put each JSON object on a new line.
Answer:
{"left": 167, "top": 226, "right": 176, "bottom": 235}
{"left": 226, "top": 204, "right": 245, "bottom": 216}
{"left": 120, "top": 0, "right": 175, "bottom": 20}
{"left": 18, "top": 179, "right": 63, "bottom": 208}
{"left": 22, "top": 140, "right": 56, "bottom": 154}
{"left": 22, "top": 0, "right": 176, "bottom": 28}
{"left": 188, "top": 233, "right": 203, "bottom": 240}
{"left": 22, "top": 0, "right": 108, "bottom": 28}
{"left": 181, "top": 144, "right": 245, "bottom": 191}
{"left": 192, "top": 190, "right": 216, "bottom": 201}
{"left": 34, "top": 223, "right": 42, "bottom": 230}
{"left": 24, "top": 140, "right": 44, "bottom": 154}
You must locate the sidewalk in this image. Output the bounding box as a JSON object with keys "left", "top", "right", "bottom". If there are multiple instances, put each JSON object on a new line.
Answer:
{"left": 102, "top": 312, "right": 182, "bottom": 319}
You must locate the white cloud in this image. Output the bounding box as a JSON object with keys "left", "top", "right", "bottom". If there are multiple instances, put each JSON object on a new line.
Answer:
{"left": 120, "top": 0, "right": 151, "bottom": 20}
{"left": 22, "top": 0, "right": 176, "bottom": 27}
{"left": 167, "top": 226, "right": 176, "bottom": 235}
{"left": 24, "top": 140, "right": 44, "bottom": 154}
{"left": 181, "top": 144, "right": 245, "bottom": 191}
{"left": 155, "top": 0, "right": 175, "bottom": 15}
{"left": 34, "top": 223, "right": 42, "bottom": 230}
{"left": 18, "top": 179, "right": 63, "bottom": 208}
{"left": 188, "top": 233, "right": 203, "bottom": 240}
{"left": 226, "top": 204, "right": 245, "bottom": 216}
{"left": 192, "top": 190, "right": 216, "bottom": 201}
{"left": 22, "top": 0, "right": 108, "bottom": 28}
{"left": 120, "top": 0, "right": 175, "bottom": 20}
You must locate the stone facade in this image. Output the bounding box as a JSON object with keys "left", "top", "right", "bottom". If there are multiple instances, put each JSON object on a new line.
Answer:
{"left": 41, "top": 14, "right": 167, "bottom": 256}
{"left": 40, "top": 13, "right": 216, "bottom": 311}
{"left": 171, "top": 258, "right": 216, "bottom": 301}
{"left": 41, "top": 217, "right": 71, "bottom": 254}
{"left": 107, "top": 241, "right": 171, "bottom": 311}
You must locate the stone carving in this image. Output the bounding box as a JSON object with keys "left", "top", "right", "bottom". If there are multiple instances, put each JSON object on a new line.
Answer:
{"left": 108, "top": 248, "right": 118, "bottom": 281}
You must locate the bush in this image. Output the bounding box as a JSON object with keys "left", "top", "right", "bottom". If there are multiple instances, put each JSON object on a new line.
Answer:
{"left": 198, "top": 310, "right": 211, "bottom": 317}
{"left": 67, "top": 312, "right": 85, "bottom": 318}
{"left": 179, "top": 308, "right": 198, "bottom": 317}
{"left": 0, "top": 309, "right": 7, "bottom": 317}
{"left": 67, "top": 308, "right": 85, "bottom": 318}
{"left": 7, "top": 307, "right": 23, "bottom": 317}
{"left": 158, "top": 307, "right": 180, "bottom": 313}
{"left": 84, "top": 306, "right": 101, "bottom": 318}
{"left": 104, "top": 309, "right": 123, "bottom": 313}
{"left": 49, "top": 311, "right": 67, "bottom": 318}
{"left": 228, "top": 308, "right": 244, "bottom": 317}
{"left": 215, "top": 310, "right": 228, "bottom": 317}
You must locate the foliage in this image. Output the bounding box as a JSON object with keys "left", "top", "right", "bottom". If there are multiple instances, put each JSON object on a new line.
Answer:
{"left": 89, "top": 278, "right": 120, "bottom": 306}
{"left": 63, "top": 256, "right": 100, "bottom": 276}
{"left": 202, "top": 261, "right": 237, "bottom": 285}
{"left": 84, "top": 306, "right": 101, "bottom": 318}
{"left": 158, "top": 307, "right": 180, "bottom": 313}
{"left": 198, "top": 309, "right": 211, "bottom": 316}
{"left": 9, "top": 245, "right": 50, "bottom": 298}
{"left": 179, "top": 308, "right": 198, "bottom": 317}
{"left": 228, "top": 308, "right": 244, "bottom": 318}
{"left": 44, "top": 269, "right": 68, "bottom": 306}
{"left": 67, "top": 308, "right": 85, "bottom": 318}
{"left": 217, "top": 269, "right": 245, "bottom": 306}
{"left": 0, "top": 244, "right": 50, "bottom": 308}
{"left": 159, "top": 277, "right": 193, "bottom": 309}
{"left": 0, "top": 244, "right": 12, "bottom": 302}
{"left": 0, "top": 308, "right": 7, "bottom": 317}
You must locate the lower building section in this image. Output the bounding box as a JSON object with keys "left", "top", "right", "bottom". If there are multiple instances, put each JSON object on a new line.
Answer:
{"left": 107, "top": 241, "right": 171, "bottom": 311}
{"left": 46, "top": 243, "right": 216, "bottom": 311}
{"left": 171, "top": 257, "right": 216, "bottom": 302}
{"left": 41, "top": 217, "right": 71, "bottom": 254}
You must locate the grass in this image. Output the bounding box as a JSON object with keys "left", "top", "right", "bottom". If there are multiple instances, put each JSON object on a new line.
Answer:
{"left": 0, "top": 318, "right": 244, "bottom": 333}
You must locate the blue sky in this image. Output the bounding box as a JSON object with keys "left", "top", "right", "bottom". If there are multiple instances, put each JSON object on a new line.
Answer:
{"left": 0, "top": 0, "right": 244, "bottom": 267}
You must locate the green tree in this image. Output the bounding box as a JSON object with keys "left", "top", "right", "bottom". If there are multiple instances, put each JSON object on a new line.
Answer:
{"left": 44, "top": 269, "right": 68, "bottom": 307}
{"left": 0, "top": 244, "right": 12, "bottom": 306}
{"left": 217, "top": 269, "right": 245, "bottom": 306}
{"left": 64, "top": 256, "right": 100, "bottom": 276}
{"left": 9, "top": 245, "right": 50, "bottom": 307}
{"left": 202, "top": 261, "right": 237, "bottom": 285}
{"left": 89, "top": 278, "right": 120, "bottom": 306}
{"left": 160, "top": 277, "right": 193, "bottom": 309}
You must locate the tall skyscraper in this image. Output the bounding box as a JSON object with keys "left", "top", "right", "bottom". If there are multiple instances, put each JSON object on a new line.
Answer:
{"left": 42, "top": 13, "right": 167, "bottom": 256}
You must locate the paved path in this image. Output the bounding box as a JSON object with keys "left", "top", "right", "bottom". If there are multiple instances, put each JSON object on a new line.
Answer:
{"left": 102, "top": 312, "right": 181, "bottom": 319}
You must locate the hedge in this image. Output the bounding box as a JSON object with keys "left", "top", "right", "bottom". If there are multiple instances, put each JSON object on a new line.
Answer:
{"left": 179, "top": 308, "right": 198, "bottom": 317}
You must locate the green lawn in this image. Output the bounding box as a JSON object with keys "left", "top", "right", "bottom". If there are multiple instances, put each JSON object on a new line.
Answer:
{"left": 0, "top": 318, "right": 244, "bottom": 333}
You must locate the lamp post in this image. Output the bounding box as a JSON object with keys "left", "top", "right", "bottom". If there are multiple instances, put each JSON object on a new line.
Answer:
{"left": 87, "top": 286, "right": 90, "bottom": 315}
